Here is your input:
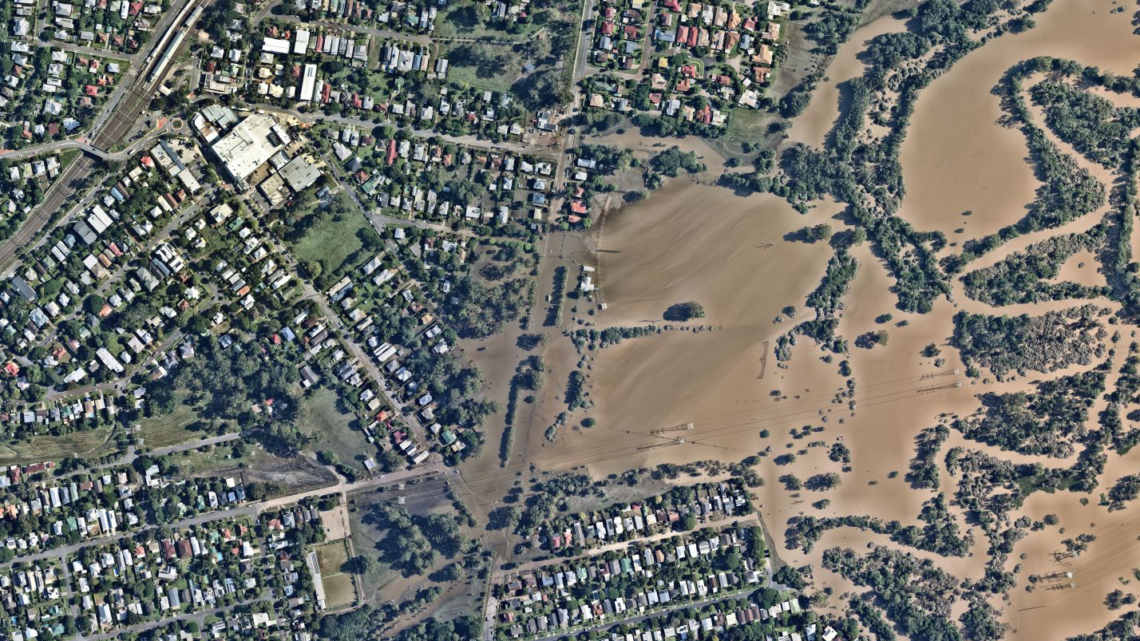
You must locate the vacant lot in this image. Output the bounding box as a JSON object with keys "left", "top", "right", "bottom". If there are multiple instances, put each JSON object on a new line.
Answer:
{"left": 323, "top": 574, "right": 357, "bottom": 609}
{"left": 138, "top": 401, "right": 205, "bottom": 450}
{"left": 299, "top": 389, "right": 372, "bottom": 473}
{"left": 172, "top": 442, "right": 257, "bottom": 478}
{"left": 287, "top": 199, "right": 370, "bottom": 282}
{"left": 0, "top": 426, "right": 116, "bottom": 466}
{"left": 315, "top": 540, "right": 358, "bottom": 609}
{"left": 433, "top": 3, "right": 544, "bottom": 40}
{"left": 319, "top": 504, "right": 352, "bottom": 541}
{"left": 441, "top": 42, "right": 521, "bottom": 95}
{"left": 242, "top": 455, "right": 338, "bottom": 498}
{"left": 316, "top": 540, "right": 350, "bottom": 575}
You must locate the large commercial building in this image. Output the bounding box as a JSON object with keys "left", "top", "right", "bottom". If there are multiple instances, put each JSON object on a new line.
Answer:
{"left": 279, "top": 156, "right": 321, "bottom": 192}
{"left": 210, "top": 114, "right": 285, "bottom": 190}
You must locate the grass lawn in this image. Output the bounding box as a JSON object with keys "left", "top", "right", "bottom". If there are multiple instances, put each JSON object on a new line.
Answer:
{"left": 348, "top": 503, "right": 403, "bottom": 605}
{"left": 323, "top": 574, "right": 358, "bottom": 609}
{"left": 287, "top": 201, "right": 370, "bottom": 281}
{"left": 138, "top": 400, "right": 204, "bottom": 450}
{"left": 709, "top": 108, "right": 778, "bottom": 160}
{"left": 299, "top": 389, "right": 372, "bottom": 472}
{"left": 172, "top": 443, "right": 264, "bottom": 478}
{"left": 433, "top": 2, "right": 544, "bottom": 40}
{"left": 316, "top": 540, "right": 351, "bottom": 576}
{"left": 59, "top": 148, "right": 82, "bottom": 170}
{"left": 0, "top": 426, "right": 116, "bottom": 466}
{"left": 440, "top": 43, "right": 521, "bottom": 95}
{"left": 313, "top": 539, "right": 358, "bottom": 610}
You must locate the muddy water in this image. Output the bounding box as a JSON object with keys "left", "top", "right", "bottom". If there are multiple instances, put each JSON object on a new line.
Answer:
{"left": 1051, "top": 249, "right": 1105, "bottom": 288}
{"left": 449, "top": 4, "right": 1140, "bottom": 638}
{"left": 899, "top": 0, "right": 1138, "bottom": 242}
{"left": 593, "top": 181, "right": 842, "bottom": 327}
{"left": 498, "top": 182, "right": 842, "bottom": 471}
{"left": 788, "top": 15, "right": 907, "bottom": 148}
{"left": 592, "top": 132, "right": 731, "bottom": 175}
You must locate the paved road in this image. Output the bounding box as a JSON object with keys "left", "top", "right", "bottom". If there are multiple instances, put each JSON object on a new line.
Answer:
{"left": 0, "top": 140, "right": 114, "bottom": 162}
{"left": 0, "top": 0, "right": 201, "bottom": 274}
{"left": 270, "top": 13, "right": 433, "bottom": 45}
{"left": 251, "top": 104, "right": 561, "bottom": 159}
{"left": 493, "top": 513, "right": 761, "bottom": 580}
{"left": 369, "top": 212, "right": 468, "bottom": 236}
{"left": 0, "top": 127, "right": 170, "bottom": 163}
{"left": 0, "top": 156, "right": 101, "bottom": 275}
{"left": 49, "top": 41, "right": 134, "bottom": 62}
{"left": 149, "top": 433, "right": 243, "bottom": 457}
{"left": 321, "top": 146, "right": 473, "bottom": 238}
{"left": 525, "top": 592, "right": 753, "bottom": 641}
{"left": 33, "top": 194, "right": 206, "bottom": 353}
{"left": 290, "top": 255, "right": 437, "bottom": 452}
{"left": 78, "top": 596, "right": 271, "bottom": 641}
{"left": 549, "top": 0, "right": 597, "bottom": 212}
{"left": 0, "top": 462, "right": 444, "bottom": 572}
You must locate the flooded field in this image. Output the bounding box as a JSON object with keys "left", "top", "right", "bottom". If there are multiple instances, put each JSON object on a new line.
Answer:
{"left": 898, "top": 0, "right": 1138, "bottom": 243}
{"left": 447, "top": 1, "right": 1140, "bottom": 638}
{"left": 593, "top": 181, "right": 841, "bottom": 327}
{"left": 788, "top": 16, "right": 907, "bottom": 148}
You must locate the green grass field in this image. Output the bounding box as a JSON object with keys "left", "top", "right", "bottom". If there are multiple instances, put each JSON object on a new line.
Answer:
{"left": 348, "top": 503, "right": 403, "bottom": 605}
{"left": 172, "top": 443, "right": 262, "bottom": 478}
{"left": 316, "top": 540, "right": 351, "bottom": 576}
{"left": 432, "top": 3, "right": 544, "bottom": 40}
{"left": 0, "top": 426, "right": 116, "bottom": 466}
{"left": 707, "top": 108, "right": 778, "bottom": 160}
{"left": 288, "top": 202, "right": 370, "bottom": 281}
{"left": 316, "top": 540, "right": 358, "bottom": 609}
{"left": 59, "top": 148, "right": 82, "bottom": 170}
{"left": 442, "top": 43, "right": 522, "bottom": 95}
{"left": 323, "top": 574, "right": 357, "bottom": 609}
{"left": 300, "top": 389, "right": 372, "bottom": 472}
{"left": 138, "top": 401, "right": 204, "bottom": 450}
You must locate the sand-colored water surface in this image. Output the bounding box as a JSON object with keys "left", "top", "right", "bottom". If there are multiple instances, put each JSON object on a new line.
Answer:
{"left": 899, "top": 0, "right": 1137, "bottom": 244}
{"left": 788, "top": 15, "right": 907, "bottom": 147}
{"left": 449, "top": 2, "right": 1140, "bottom": 638}
{"left": 593, "top": 181, "right": 842, "bottom": 327}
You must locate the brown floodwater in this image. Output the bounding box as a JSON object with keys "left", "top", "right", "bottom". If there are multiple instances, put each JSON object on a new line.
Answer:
{"left": 788, "top": 15, "right": 907, "bottom": 148}
{"left": 898, "top": 0, "right": 1138, "bottom": 243}
{"left": 449, "top": 3, "right": 1140, "bottom": 638}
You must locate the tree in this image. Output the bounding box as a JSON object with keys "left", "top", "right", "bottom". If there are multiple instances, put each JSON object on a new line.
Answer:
{"left": 664, "top": 301, "right": 705, "bottom": 322}
{"left": 84, "top": 295, "right": 105, "bottom": 315}
{"left": 773, "top": 565, "right": 806, "bottom": 590}
{"left": 186, "top": 314, "right": 210, "bottom": 335}
{"left": 438, "top": 562, "right": 466, "bottom": 582}
{"left": 516, "top": 333, "right": 548, "bottom": 350}
{"left": 650, "top": 146, "right": 707, "bottom": 177}
{"left": 511, "top": 68, "right": 572, "bottom": 110}
{"left": 452, "top": 42, "right": 518, "bottom": 79}
{"left": 487, "top": 506, "right": 521, "bottom": 530}
{"left": 345, "top": 555, "right": 374, "bottom": 575}
{"left": 801, "top": 224, "right": 833, "bottom": 243}
{"left": 806, "top": 473, "right": 842, "bottom": 490}
{"left": 301, "top": 260, "right": 323, "bottom": 280}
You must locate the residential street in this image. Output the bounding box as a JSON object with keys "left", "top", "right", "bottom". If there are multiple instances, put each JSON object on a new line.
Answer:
{"left": 0, "top": 461, "right": 444, "bottom": 573}
{"left": 251, "top": 104, "right": 561, "bottom": 159}
{"left": 0, "top": 0, "right": 201, "bottom": 274}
